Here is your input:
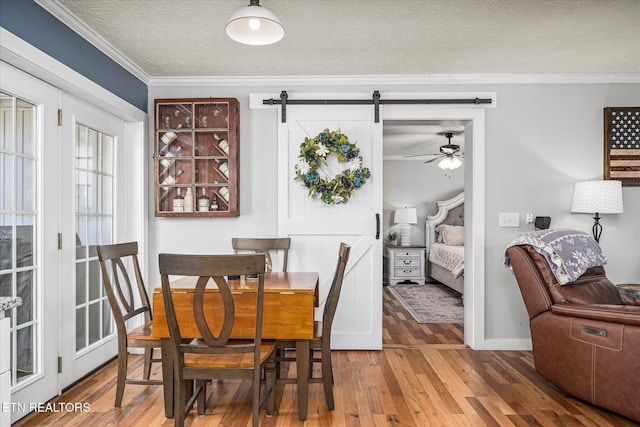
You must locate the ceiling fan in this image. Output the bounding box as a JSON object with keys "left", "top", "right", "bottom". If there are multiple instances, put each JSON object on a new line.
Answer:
{"left": 405, "top": 132, "right": 463, "bottom": 170}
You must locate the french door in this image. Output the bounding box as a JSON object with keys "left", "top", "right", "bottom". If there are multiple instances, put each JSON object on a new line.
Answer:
{"left": 58, "top": 95, "right": 124, "bottom": 388}
{"left": 0, "top": 62, "right": 59, "bottom": 423}
{"left": 1, "top": 62, "right": 132, "bottom": 422}
{"left": 278, "top": 105, "right": 383, "bottom": 350}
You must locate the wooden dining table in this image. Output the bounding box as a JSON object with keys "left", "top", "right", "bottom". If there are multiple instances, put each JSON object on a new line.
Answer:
{"left": 152, "top": 271, "right": 319, "bottom": 421}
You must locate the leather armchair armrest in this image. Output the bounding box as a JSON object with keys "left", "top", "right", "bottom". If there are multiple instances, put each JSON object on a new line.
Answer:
{"left": 619, "top": 292, "right": 640, "bottom": 306}
{"left": 551, "top": 303, "right": 640, "bottom": 327}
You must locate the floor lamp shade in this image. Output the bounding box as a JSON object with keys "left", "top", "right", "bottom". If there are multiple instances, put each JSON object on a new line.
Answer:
{"left": 570, "top": 180, "right": 623, "bottom": 242}
{"left": 394, "top": 208, "right": 418, "bottom": 246}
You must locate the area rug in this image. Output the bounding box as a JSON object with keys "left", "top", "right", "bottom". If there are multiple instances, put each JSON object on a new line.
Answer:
{"left": 388, "top": 283, "right": 463, "bottom": 323}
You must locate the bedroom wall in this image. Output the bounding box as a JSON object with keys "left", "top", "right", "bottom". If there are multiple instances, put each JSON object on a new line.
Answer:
{"left": 383, "top": 159, "right": 464, "bottom": 246}
{"left": 148, "top": 81, "right": 640, "bottom": 347}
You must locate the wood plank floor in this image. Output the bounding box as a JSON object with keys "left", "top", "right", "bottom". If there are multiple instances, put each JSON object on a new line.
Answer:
{"left": 15, "top": 286, "right": 637, "bottom": 426}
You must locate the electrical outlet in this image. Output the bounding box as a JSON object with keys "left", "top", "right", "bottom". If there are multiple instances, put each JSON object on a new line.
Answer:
{"left": 499, "top": 212, "right": 520, "bottom": 227}
{"left": 526, "top": 213, "right": 534, "bottom": 224}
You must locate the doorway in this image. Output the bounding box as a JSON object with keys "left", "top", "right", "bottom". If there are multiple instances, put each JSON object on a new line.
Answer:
{"left": 382, "top": 119, "right": 466, "bottom": 345}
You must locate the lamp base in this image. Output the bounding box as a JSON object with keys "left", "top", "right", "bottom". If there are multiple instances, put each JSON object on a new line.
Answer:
{"left": 592, "top": 213, "right": 602, "bottom": 243}
{"left": 400, "top": 224, "right": 411, "bottom": 246}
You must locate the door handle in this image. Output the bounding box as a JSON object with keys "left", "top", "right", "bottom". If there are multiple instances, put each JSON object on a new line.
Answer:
{"left": 375, "top": 213, "right": 380, "bottom": 240}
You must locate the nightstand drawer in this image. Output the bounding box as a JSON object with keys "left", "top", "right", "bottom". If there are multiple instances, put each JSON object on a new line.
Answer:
{"left": 395, "top": 258, "right": 420, "bottom": 267}
{"left": 395, "top": 268, "right": 421, "bottom": 277}
{"left": 394, "top": 249, "right": 422, "bottom": 258}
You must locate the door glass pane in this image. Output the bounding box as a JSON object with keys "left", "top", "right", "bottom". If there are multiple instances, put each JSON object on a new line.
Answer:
{"left": 16, "top": 215, "right": 35, "bottom": 268}
{"left": 0, "top": 92, "right": 14, "bottom": 151}
{"left": 16, "top": 326, "right": 34, "bottom": 383}
{"left": 75, "top": 124, "right": 116, "bottom": 352}
{"left": 1, "top": 153, "right": 13, "bottom": 211}
{"left": 0, "top": 214, "right": 13, "bottom": 270}
{"left": 0, "top": 92, "right": 39, "bottom": 386}
{"left": 16, "top": 99, "right": 36, "bottom": 156}
{"left": 17, "top": 157, "right": 35, "bottom": 211}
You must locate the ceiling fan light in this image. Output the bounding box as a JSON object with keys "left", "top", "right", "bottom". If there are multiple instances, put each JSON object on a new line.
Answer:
{"left": 438, "top": 157, "right": 453, "bottom": 169}
{"left": 226, "top": 0, "right": 284, "bottom": 46}
{"left": 438, "top": 156, "right": 462, "bottom": 170}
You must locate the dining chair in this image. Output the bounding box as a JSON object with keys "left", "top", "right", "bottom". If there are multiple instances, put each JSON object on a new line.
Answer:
{"left": 231, "top": 237, "right": 291, "bottom": 272}
{"left": 96, "top": 241, "right": 162, "bottom": 407}
{"left": 158, "top": 253, "right": 276, "bottom": 427}
{"left": 275, "top": 242, "right": 350, "bottom": 410}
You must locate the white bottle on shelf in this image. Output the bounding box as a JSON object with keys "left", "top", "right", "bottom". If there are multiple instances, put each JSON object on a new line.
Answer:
{"left": 183, "top": 188, "right": 194, "bottom": 212}
{"left": 160, "top": 146, "right": 183, "bottom": 167}
{"left": 161, "top": 169, "right": 184, "bottom": 186}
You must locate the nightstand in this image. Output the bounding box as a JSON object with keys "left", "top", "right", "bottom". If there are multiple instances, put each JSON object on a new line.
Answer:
{"left": 386, "top": 246, "right": 426, "bottom": 285}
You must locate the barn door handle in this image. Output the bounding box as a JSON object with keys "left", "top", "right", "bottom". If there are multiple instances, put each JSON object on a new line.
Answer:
{"left": 375, "top": 213, "right": 380, "bottom": 239}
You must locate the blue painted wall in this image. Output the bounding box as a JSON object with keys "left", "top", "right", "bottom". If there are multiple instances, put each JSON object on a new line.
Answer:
{"left": 0, "top": 0, "right": 148, "bottom": 112}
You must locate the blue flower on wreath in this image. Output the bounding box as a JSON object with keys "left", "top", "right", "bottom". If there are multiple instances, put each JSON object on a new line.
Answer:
{"left": 338, "top": 144, "right": 351, "bottom": 155}
{"left": 303, "top": 171, "right": 320, "bottom": 187}
{"left": 318, "top": 131, "right": 328, "bottom": 145}
{"left": 353, "top": 171, "right": 364, "bottom": 188}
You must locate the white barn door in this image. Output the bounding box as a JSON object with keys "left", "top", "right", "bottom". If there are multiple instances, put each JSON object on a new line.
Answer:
{"left": 278, "top": 105, "right": 382, "bottom": 350}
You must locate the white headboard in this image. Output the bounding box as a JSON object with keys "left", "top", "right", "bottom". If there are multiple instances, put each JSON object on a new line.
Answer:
{"left": 425, "top": 192, "right": 464, "bottom": 252}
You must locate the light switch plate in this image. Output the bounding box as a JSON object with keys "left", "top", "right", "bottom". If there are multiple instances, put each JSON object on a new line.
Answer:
{"left": 499, "top": 212, "right": 520, "bottom": 227}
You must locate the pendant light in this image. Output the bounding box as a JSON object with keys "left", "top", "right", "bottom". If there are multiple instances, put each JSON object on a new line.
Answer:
{"left": 226, "top": 0, "right": 284, "bottom": 46}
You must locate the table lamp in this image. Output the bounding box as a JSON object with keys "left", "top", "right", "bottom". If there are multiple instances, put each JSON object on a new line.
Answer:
{"left": 394, "top": 208, "right": 417, "bottom": 246}
{"left": 570, "top": 180, "right": 623, "bottom": 243}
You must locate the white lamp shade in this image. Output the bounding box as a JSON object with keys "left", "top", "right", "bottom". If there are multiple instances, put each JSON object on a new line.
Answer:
{"left": 226, "top": 1, "right": 284, "bottom": 45}
{"left": 570, "top": 180, "right": 624, "bottom": 214}
{"left": 438, "top": 156, "right": 462, "bottom": 170}
{"left": 394, "top": 208, "right": 417, "bottom": 224}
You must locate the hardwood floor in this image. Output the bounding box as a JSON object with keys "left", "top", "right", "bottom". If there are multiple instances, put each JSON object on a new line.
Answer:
{"left": 15, "top": 286, "right": 637, "bottom": 426}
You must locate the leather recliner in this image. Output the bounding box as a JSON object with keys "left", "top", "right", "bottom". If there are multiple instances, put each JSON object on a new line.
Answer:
{"left": 506, "top": 244, "right": 640, "bottom": 422}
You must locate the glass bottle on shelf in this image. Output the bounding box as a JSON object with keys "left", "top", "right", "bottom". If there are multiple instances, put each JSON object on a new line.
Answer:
{"left": 210, "top": 194, "right": 219, "bottom": 211}
{"left": 214, "top": 133, "right": 229, "bottom": 154}
{"left": 160, "top": 145, "right": 183, "bottom": 167}
{"left": 173, "top": 188, "right": 185, "bottom": 212}
{"left": 183, "top": 187, "right": 194, "bottom": 212}
{"left": 198, "top": 188, "right": 210, "bottom": 212}
{"left": 160, "top": 131, "right": 177, "bottom": 149}
{"left": 161, "top": 169, "right": 184, "bottom": 186}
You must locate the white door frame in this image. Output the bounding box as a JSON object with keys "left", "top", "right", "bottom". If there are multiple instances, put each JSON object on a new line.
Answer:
{"left": 251, "top": 92, "right": 493, "bottom": 349}
{"left": 382, "top": 103, "right": 487, "bottom": 349}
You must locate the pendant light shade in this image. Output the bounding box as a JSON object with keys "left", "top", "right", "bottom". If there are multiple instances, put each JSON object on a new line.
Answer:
{"left": 226, "top": 0, "right": 284, "bottom": 46}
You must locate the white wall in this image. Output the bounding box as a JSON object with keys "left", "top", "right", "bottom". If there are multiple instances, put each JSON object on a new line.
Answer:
{"left": 383, "top": 159, "right": 464, "bottom": 246}
{"left": 148, "top": 80, "right": 640, "bottom": 346}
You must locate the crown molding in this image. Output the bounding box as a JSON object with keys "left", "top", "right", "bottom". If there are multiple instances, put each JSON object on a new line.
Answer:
{"left": 36, "top": 0, "right": 151, "bottom": 84}
{"left": 148, "top": 73, "right": 640, "bottom": 87}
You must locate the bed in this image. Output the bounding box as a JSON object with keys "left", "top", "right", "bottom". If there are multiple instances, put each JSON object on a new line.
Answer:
{"left": 425, "top": 192, "right": 464, "bottom": 295}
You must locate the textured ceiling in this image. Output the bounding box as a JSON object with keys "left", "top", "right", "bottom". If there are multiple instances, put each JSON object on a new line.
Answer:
{"left": 54, "top": 0, "right": 640, "bottom": 77}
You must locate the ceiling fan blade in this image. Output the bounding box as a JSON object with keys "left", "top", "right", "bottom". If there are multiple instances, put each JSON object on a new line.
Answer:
{"left": 423, "top": 156, "right": 443, "bottom": 164}
{"left": 403, "top": 153, "right": 439, "bottom": 158}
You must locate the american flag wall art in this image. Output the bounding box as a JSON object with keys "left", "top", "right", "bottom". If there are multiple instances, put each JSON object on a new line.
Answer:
{"left": 604, "top": 107, "right": 640, "bottom": 186}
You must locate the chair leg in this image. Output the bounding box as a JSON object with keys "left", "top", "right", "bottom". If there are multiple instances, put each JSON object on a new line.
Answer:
{"left": 321, "top": 348, "right": 335, "bottom": 410}
{"left": 114, "top": 345, "right": 127, "bottom": 407}
{"left": 251, "top": 369, "right": 262, "bottom": 427}
{"left": 174, "top": 377, "right": 186, "bottom": 427}
{"left": 265, "top": 357, "right": 276, "bottom": 416}
{"left": 197, "top": 380, "right": 207, "bottom": 415}
{"left": 143, "top": 348, "right": 153, "bottom": 380}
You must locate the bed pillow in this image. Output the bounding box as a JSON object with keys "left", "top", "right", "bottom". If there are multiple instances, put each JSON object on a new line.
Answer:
{"left": 436, "top": 225, "right": 464, "bottom": 246}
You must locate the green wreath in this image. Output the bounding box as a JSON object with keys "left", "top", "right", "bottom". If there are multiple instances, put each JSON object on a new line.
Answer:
{"left": 294, "top": 128, "right": 371, "bottom": 205}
